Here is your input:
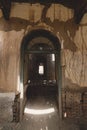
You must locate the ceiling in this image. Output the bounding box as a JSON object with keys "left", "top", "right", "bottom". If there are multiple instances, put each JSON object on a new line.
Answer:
{"left": 0, "top": 0, "right": 87, "bottom": 24}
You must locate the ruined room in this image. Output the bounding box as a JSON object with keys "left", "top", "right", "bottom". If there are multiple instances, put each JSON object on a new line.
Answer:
{"left": 0, "top": 0, "right": 87, "bottom": 130}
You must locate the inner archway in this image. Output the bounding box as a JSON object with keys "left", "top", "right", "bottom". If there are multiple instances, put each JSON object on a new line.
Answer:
{"left": 20, "top": 29, "right": 62, "bottom": 120}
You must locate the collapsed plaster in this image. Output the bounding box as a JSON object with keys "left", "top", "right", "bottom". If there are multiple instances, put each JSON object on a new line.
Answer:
{"left": 0, "top": 3, "right": 87, "bottom": 91}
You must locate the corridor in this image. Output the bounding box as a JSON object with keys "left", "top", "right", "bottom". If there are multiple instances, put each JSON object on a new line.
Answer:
{"left": 15, "top": 92, "right": 80, "bottom": 130}
{"left": 21, "top": 94, "right": 59, "bottom": 130}
{"left": 0, "top": 92, "right": 86, "bottom": 130}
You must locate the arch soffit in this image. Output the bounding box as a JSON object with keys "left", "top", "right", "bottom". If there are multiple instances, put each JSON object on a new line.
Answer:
{"left": 21, "top": 25, "right": 63, "bottom": 52}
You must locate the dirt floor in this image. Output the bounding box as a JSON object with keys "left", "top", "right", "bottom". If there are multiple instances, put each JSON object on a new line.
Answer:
{"left": 0, "top": 93, "right": 15, "bottom": 130}
{"left": 0, "top": 93, "right": 87, "bottom": 130}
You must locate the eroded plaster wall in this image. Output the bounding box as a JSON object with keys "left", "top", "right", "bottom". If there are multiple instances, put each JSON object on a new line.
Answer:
{"left": 0, "top": 3, "right": 87, "bottom": 92}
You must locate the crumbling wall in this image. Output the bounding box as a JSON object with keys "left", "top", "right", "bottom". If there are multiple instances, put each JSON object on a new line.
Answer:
{"left": 0, "top": 3, "right": 87, "bottom": 92}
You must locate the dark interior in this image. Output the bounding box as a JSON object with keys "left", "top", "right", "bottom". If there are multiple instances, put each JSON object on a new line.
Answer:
{"left": 22, "top": 29, "right": 61, "bottom": 120}
{"left": 26, "top": 52, "right": 57, "bottom": 99}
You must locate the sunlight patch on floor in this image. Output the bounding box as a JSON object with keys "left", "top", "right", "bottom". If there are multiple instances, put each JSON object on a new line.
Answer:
{"left": 24, "top": 107, "right": 55, "bottom": 115}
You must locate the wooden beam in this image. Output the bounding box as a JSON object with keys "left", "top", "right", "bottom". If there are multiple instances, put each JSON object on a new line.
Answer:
{"left": 11, "top": 0, "right": 87, "bottom": 24}
{"left": 0, "top": 0, "right": 11, "bottom": 20}
{"left": 74, "top": 3, "right": 87, "bottom": 24}
{"left": 0, "top": 0, "right": 87, "bottom": 23}
{"left": 11, "top": 0, "right": 76, "bottom": 8}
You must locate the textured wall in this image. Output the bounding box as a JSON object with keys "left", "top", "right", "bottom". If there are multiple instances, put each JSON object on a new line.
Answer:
{"left": 0, "top": 3, "right": 87, "bottom": 91}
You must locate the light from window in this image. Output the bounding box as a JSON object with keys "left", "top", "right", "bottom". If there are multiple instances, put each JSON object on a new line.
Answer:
{"left": 24, "top": 107, "right": 55, "bottom": 115}
{"left": 52, "top": 54, "right": 55, "bottom": 61}
{"left": 39, "top": 64, "right": 44, "bottom": 75}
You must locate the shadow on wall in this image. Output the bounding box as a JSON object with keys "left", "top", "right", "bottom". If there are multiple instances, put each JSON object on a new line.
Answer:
{"left": 0, "top": 16, "right": 79, "bottom": 52}
{"left": 0, "top": 17, "right": 29, "bottom": 31}
{"left": 63, "top": 78, "right": 87, "bottom": 93}
{"left": 42, "top": 17, "right": 79, "bottom": 52}
{"left": 64, "top": 78, "right": 87, "bottom": 92}
{"left": 64, "top": 78, "right": 81, "bottom": 90}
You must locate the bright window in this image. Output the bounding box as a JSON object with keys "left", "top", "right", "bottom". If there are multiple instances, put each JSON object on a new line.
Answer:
{"left": 52, "top": 54, "right": 55, "bottom": 61}
{"left": 39, "top": 64, "right": 44, "bottom": 75}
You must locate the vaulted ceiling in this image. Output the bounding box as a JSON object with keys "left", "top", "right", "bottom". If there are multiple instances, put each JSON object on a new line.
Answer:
{"left": 0, "top": 0, "right": 87, "bottom": 24}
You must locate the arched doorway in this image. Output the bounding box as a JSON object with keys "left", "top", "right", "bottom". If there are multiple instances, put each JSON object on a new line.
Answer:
{"left": 20, "top": 29, "right": 62, "bottom": 120}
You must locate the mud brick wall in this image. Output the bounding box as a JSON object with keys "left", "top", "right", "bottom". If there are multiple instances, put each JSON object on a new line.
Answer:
{"left": 62, "top": 88, "right": 87, "bottom": 119}
{"left": 12, "top": 93, "right": 20, "bottom": 122}
{"left": 82, "top": 93, "right": 87, "bottom": 119}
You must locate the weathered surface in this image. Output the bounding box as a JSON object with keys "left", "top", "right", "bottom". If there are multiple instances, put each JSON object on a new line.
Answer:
{"left": 0, "top": 93, "right": 15, "bottom": 124}
{"left": 0, "top": 3, "right": 87, "bottom": 91}
{"left": 0, "top": 30, "right": 24, "bottom": 91}
{"left": 0, "top": 92, "right": 84, "bottom": 130}
{"left": 1, "top": 0, "right": 87, "bottom": 23}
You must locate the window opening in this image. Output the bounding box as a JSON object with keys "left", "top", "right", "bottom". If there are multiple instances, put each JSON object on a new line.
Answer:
{"left": 39, "top": 63, "right": 44, "bottom": 75}
{"left": 52, "top": 54, "right": 55, "bottom": 61}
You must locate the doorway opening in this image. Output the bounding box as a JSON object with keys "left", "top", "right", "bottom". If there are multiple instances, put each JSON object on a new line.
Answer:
{"left": 20, "top": 29, "right": 61, "bottom": 120}
{"left": 26, "top": 53, "right": 57, "bottom": 98}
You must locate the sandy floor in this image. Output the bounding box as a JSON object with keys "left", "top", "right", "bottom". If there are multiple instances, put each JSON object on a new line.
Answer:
{"left": 0, "top": 93, "right": 15, "bottom": 130}
{"left": 0, "top": 93, "right": 87, "bottom": 130}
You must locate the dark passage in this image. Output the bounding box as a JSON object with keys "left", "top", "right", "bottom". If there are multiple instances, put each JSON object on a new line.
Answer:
{"left": 22, "top": 31, "right": 61, "bottom": 129}
{"left": 26, "top": 80, "right": 57, "bottom": 98}
{"left": 23, "top": 84, "right": 59, "bottom": 130}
